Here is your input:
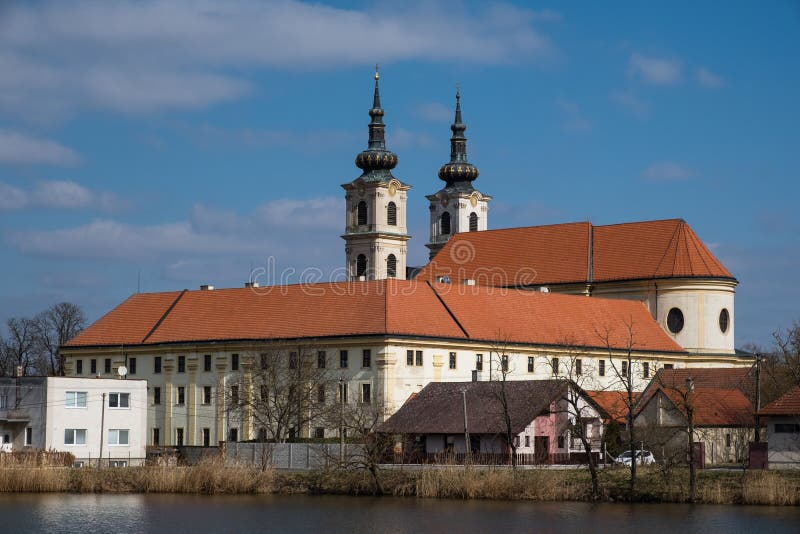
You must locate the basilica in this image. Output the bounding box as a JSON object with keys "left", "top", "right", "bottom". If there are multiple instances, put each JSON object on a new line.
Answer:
{"left": 59, "top": 71, "right": 750, "bottom": 446}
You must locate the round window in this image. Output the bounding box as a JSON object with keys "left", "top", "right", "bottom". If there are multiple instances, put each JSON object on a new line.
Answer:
{"left": 667, "top": 308, "right": 684, "bottom": 334}
{"left": 719, "top": 308, "right": 730, "bottom": 334}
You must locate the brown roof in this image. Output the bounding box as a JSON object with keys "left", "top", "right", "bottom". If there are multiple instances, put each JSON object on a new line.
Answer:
{"left": 647, "top": 367, "right": 755, "bottom": 398}
{"left": 64, "top": 280, "right": 684, "bottom": 354}
{"left": 379, "top": 380, "right": 567, "bottom": 435}
{"left": 651, "top": 387, "right": 755, "bottom": 427}
{"left": 417, "top": 219, "right": 734, "bottom": 286}
{"left": 760, "top": 386, "right": 800, "bottom": 416}
{"left": 587, "top": 390, "right": 640, "bottom": 424}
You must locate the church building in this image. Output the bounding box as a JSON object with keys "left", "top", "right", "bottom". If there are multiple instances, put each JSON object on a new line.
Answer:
{"left": 59, "top": 71, "right": 750, "bottom": 446}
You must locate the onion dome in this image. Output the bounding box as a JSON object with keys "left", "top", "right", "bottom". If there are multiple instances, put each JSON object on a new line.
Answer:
{"left": 438, "top": 89, "right": 479, "bottom": 186}
{"left": 354, "top": 67, "right": 399, "bottom": 182}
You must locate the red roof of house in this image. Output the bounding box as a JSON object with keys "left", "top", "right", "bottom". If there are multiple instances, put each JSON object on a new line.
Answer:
{"left": 760, "top": 386, "right": 800, "bottom": 416}
{"left": 64, "top": 279, "right": 684, "bottom": 354}
{"left": 587, "top": 390, "right": 640, "bottom": 424}
{"left": 417, "top": 219, "right": 734, "bottom": 286}
{"left": 654, "top": 387, "right": 755, "bottom": 427}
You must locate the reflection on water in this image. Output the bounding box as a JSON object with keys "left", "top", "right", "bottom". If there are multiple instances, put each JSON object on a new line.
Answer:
{"left": 0, "top": 493, "right": 798, "bottom": 533}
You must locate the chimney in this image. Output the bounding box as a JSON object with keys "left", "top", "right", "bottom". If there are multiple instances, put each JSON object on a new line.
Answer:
{"left": 200, "top": 284, "right": 214, "bottom": 291}
{"left": 462, "top": 279, "right": 476, "bottom": 286}
{"left": 244, "top": 282, "right": 260, "bottom": 288}
{"left": 539, "top": 287, "right": 550, "bottom": 293}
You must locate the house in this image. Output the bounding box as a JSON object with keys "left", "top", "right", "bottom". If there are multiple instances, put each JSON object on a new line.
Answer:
{"left": 0, "top": 376, "right": 148, "bottom": 466}
{"left": 378, "top": 380, "right": 608, "bottom": 464}
{"left": 633, "top": 368, "right": 756, "bottom": 464}
{"left": 759, "top": 386, "right": 800, "bottom": 468}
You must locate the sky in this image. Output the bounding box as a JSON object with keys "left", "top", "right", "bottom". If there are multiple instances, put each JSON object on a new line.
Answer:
{"left": 0, "top": 0, "right": 798, "bottom": 349}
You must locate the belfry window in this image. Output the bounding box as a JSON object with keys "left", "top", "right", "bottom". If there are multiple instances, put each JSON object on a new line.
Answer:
{"left": 387, "top": 254, "right": 397, "bottom": 278}
{"left": 357, "top": 201, "right": 368, "bottom": 226}
{"left": 441, "top": 212, "right": 451, "bottom": 235}
{"left": 469, "top": 212, "right": 478, "bottom": 232}
{"left": 387, "top": 202, "right": 397, "bottom": 226}
{"left": 356, "top": 254, "right": 367, "bottom": 277}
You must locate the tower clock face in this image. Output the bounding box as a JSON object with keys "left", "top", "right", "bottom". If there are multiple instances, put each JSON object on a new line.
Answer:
{"left": 470, "top": 194, "right": 479, "bottom": 207}
{"left": 388, "top": 183, "right": 397, "bottom": 196}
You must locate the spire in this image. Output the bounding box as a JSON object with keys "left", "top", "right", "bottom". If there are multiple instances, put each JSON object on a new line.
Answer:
{"left": 438, "top": 87, "right": 479, "bottom": 186}
{"left": 355, "top": 66, "right": 398, "bottom": 182}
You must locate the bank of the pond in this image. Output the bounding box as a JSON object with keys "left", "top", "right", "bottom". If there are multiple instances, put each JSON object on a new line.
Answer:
{"left": 1, "top": 463, "right": 799, "bottom": 506}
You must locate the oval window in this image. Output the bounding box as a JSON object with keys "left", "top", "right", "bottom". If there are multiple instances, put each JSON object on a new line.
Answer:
{"left": 719, "top": 308, "right": 730, "bottom": 333}
{"left": 667, "top": 308, "right": 684, "bottom": 334}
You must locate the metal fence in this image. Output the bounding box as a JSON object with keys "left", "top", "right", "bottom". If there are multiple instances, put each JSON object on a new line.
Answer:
{"left": 225, "top": 442, "right": 365, "bottom": 470}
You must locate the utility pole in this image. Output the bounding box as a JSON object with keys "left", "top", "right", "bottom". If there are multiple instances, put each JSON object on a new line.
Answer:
{"left": 462, "top": 389, "right": 471, "bottom": 465}
{"left": 98, "top": 392, "right": 106, "bottom": 469}
{"left": 339, "top": 377, "right": 345, "bottom": 464}
{"left": 686, "top": 377, "right": 696, "bottom": 503}
{"left": 754, "top": 352, "right": 762, "bottom": 442}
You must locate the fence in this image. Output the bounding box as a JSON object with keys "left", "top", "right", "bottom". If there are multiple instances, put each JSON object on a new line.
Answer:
{"left": 225, "top": 442, "right": 365, "bottom": 470}
{"left": 394, "top": 451, "right": 603, "bottom": 466}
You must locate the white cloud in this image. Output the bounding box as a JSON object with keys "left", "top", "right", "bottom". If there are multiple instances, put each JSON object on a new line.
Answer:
{"left": 628, "top": 53, "right": 682, "bottom": 86}
{"left": 0, "top": 1, "right": 556, "bottom": 121}
{"left": 611, "top": 90, "right": 649, "bottom": 118}
{"left": 0, "top": 129, "right": 80, "bottom": 166}
{"left": 0, "top": 180, "right": 124, "bottom": 212}
{"left": 641, "top": 161, "right": 695, "bottom": 182}
{"left": 695, "top": 67, "right": 725, "bottom": 89}
{"left": 555, "top": 97, "right": 592, "bottom": 132}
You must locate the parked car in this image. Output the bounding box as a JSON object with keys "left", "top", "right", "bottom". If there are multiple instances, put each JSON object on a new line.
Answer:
{"left": 615, "top": 450, "right": 656, "bottom": 466}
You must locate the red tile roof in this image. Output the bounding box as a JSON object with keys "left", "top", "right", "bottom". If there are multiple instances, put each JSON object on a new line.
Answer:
{"left": 760, "top": 386, "right": 800, "bottom": 416}
{"left": 64, "top": 279, "right": 684, "bottom": 354}
{"left": 587, "top": 390, "right": 640, "bottom": 424}
{"left": 653, "top": 387, "right": 755, "bottom": 427}
{"left": 417, "top": 219, "right": 734, "bottom": 286}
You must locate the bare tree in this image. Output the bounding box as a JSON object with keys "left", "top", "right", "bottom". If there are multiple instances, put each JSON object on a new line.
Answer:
{"left": 228, "top": 346, "right": 334, "bottom": 443}
{"left": 1, "top": 317, "right": 37, "bottom": 377}
{"left": 34, "top": 302, "right": 86, "bottom": 376}
{"left": 487, "top": 334, "right": 519, "bottom": 468}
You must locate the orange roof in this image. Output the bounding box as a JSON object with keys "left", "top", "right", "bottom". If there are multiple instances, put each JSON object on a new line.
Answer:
{"left": 587, "top": 390, "right": 640, "bottom": 424}
{"left": 760, "top": 386, "right": 800, "bottom": 416}
{"left": 653, "top": 387, "right": 754, "bottom": 427}
{"left": 64, "top": 279, "right": 684, "bottom": 354}
{"left": 417, "top": 218, "right": 734, "bottom": 286}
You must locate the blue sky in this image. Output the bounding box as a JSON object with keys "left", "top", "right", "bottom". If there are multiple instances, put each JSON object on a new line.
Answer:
{"left": 0, "top": 0, "right": 798, "bottom": 349}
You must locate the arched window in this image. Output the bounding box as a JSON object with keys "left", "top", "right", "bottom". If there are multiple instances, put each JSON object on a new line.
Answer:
{"left": 357, "top": 201, "right": 368, "bottom": 226}
{"left": 387, "top": 202, "right": 397, "bottom": 226}
{"left": 356, "top": 254, "right": 367, "bottom": 277}
{"left": 387, "top": 254, "right": 397, "bottom": 278}
{"left": 441, "top": 212, "right": 451, "bottom": 235}
{"left": 469, "top": 212, "right": 478, "bottom": 232}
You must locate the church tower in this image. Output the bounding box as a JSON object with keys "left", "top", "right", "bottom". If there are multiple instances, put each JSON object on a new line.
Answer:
{"left": 426, "top": 90, "right": 491, "bottom": 259}
{"left": 342, "top": 69, "right": 411, "bottom": 280}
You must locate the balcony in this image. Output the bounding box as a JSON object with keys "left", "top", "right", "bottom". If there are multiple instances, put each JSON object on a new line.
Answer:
{"left": 0, "top": 409, "right": 30, "bottom": 423}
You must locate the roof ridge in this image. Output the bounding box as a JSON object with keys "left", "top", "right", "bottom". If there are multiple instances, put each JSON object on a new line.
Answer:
{"left": 141, "top": 289, "right": 187, "bottom": 343}
{"left": 684, "top": 222, "right": 713, "bottom": 276}
{"left": 425, "top": 281, "right": 470, "bottom": 338}
{"left": 654, "top": 219, "right": 683, "bottom": 277}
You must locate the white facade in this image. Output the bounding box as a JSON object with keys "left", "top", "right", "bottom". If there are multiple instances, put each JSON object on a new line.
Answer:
{"left": 45, "top": 377, "right": 147, "bottom": 466}
{"left": 766, "top": 416, "right": 800, "bottom": 468}
{"left": 426, "top": 188, "right": 490, "bottom": 259}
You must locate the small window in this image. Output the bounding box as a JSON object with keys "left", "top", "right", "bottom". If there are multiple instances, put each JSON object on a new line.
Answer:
{"left": 357, "top": 200, "right": 368, "bottom": 225}
{"left": 317, "top": 351, "right": 327, "bottom": 369}
{"left": 64, "top": 429, "right": 87, "bottom": 445}
{"left": 475, "top": 353, "right": 483, "bottom": 371}
{"left": 104, "top": 358, "right": 111, "bottom": 374}
{"left": 202, "top": 428, "right": 210, "bottom": 447}
{"left": 525, "top": 435, "right": 530, "bottom": 448}
{"left": 416, "top": 350, "right": 423, "bottom": 366}
{"left": 177, "top": 387, "right": 185, "bottom": 405}
{"left": 66, "top": 391, "right": 87, "bottom": 408}
{"left": 153, "top": 387, "right": 161, "bottom": 405}
{"left": 362, "top": 349, "right": 371, "bottom": 368}
{"left": 441, "top": 212, "right": 451, "bottom": 235}
{"left": 667, "top": 308, "right": 684, "bottom": 334}
{"left": 361, "top": 383, "right": 371, "bottom": 403}
{"left": 90, "top": 359, "right": 96, "bottom": 374}
{"left": 231, "top": 353, "right": 239, "bottom": 371}
{"left": 25, "top": 427, "right": 32, "bottom": 446}
{"left": 260, "top": 353, "right": 269, "bottom": 370}
{"left": 110, "top": 460, "right": 128, "bottom": 468}
{"left": 314, "top": 427, "right": 325, "bottom": 439}
{"left": 575, "top": 358, "right": 582, "bottom": 376}
{"left": 289, "top": 352, "right": 298, "bottom": 369}
{"left": 514, "top": 436, "right": 520, "bottom": 447}
{"left": 719, "top": 309, "right": 730, "bottom": 334}
{"left": 339, "top": 382, "right": 348, "bottom": 404}
{"left": 642, "top": 362, "right": 650, "bottom": 379}
{"left": 154, "top": 356, "right": 162, "bottom": 374}
{"left": 664, "top": 363, "right": 674, "bottom": 370}
{"left": 527, "top": 356, "right": 534, "bottom": 373}
{"left": 557, "top": 435, "right": 565, "bottom": 449}
{"left": 109, "top": 392, "right": 130, "bottom": 408}
{"left": 178, "top": 355, "right": 186, "bottom": 373}
{"left": 0, "top": 395, "right": 6, "bottom": 409}
{"left": 775, "top": 423, "right": 800, "bottom": 433}
{"left": 203, "top": 386, "right": 212, "bottom": 405}
{"left": 153, "top": 428, "right": 160, "bottom": 446}
{"left": 501, "top": 354, "right": 509, "bottom": 372}
{"left": 204, "top": 354, "right": 212, "bottom": 372}
{"left": 356, "top": 254, "right": 367, "bottom": 277}
{"left": 469, "top": 212, "right": 478, "bottom": 232}
{"left": 599, "top": 359, "right": 606, "bottom": 377}
{"left": 407, "top": 350, "right": 414, "bottom": 366}
{"left": 449, "top": 352, "right": 457, "bottom": 369}
{"left": 340, "top": 350, "right": 349, "bottom": 368}
{"left": 107, "top": 429, "right": 129, "bottom": 446}
{"left": 621, "top": 361, "right": 628, "bottom": 378}
{"left": 317, "top": 384, "right": 326, "bottom": 403}
{"left": 176, "top": 428, "right": 184, "bottom": 446}
{"left": 387, "top": 202, "right": 397, "bottom": 226}
{"left": 725, "top": 433, "right": 732, "bottom": 448}
{"left": 260, "top": 384, "right": 267, "bottom": 402}
{"left": 128, "top": 357, "right": 136, "bottom": 375}
{"left": 387, "top": 254, "right": 397, "bottom": 278}
{"left": 231, "top": 385, "right": 239, "bottom": 405}
{"left": 552, "top": 357, "right": 559, "bottom": 375}
{"left": 228, "top": 428, "right": 238, "bottom": 442}
{"left": 75, "top": 359, "right": 83, "bottom": 374}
